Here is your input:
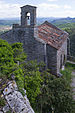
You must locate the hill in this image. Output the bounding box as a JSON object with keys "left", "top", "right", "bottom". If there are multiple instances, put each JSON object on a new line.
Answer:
{"left": 0, "top": 19, "right": 20, "bottom": 26}
{"left": 51, "top": 17, "right": 75, "bottom": 25}
{"left": 0, "top": 17, "right": 75, "bottom": 26}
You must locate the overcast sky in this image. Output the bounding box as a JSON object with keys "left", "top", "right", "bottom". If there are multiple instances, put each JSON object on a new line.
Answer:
{"left": 0, "top": 0, "right": 75, "bottom": 18}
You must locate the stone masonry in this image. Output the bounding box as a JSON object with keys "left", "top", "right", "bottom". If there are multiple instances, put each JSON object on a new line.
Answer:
{"left": 0, "top": 5, "right": 69, "bottom": 75}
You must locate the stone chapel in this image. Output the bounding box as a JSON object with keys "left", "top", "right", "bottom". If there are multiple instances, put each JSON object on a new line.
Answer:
{"left": 0, "top": 5, "right": 69, "bottom": 75}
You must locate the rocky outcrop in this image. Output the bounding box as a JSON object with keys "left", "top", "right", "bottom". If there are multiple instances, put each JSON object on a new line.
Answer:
{"left": 0, "top": 80, "right": 35, "bottom": 113}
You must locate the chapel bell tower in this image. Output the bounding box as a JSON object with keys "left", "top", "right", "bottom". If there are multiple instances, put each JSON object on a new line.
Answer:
{"left": 21, "top": 5, "right": 37, "bottom": 27}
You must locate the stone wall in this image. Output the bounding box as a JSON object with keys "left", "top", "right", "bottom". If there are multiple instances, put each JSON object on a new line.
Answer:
{"left": 46, "top": 44, "right": 57, "bottom": 75}
{"left": 0, "top": 26, "right": 68, "bottom": 75}
{"left": 57, "top": 39, "right": 67, "bottom": 74}
{"left": 0, "top": 27, "right": 45, "bottom": 62}
{"left": 46, "top": 39, "right": 67, "bottom": 75}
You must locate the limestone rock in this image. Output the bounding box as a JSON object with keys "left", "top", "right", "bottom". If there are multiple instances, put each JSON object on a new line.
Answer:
{"left": 2, "top": 80, "right": 35, "bottom": 113}
{"left": 3, "top": 104, "right": 9, "bottom": 113}
{"left": 0, "top": 111, "right": 3, "bottom": 113}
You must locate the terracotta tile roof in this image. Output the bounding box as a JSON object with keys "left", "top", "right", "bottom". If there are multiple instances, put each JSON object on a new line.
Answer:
{"left": 38, "top": 21, "right": 69, "bottom": 49}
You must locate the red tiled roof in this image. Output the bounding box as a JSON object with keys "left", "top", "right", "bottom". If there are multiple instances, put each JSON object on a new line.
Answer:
{"left": 38, "top": 21, "right": 68, "bottom": 49}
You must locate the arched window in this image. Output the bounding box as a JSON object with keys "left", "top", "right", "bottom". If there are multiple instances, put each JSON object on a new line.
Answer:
{"left": 26, "top": 12, "right": 30, "bottom": 25}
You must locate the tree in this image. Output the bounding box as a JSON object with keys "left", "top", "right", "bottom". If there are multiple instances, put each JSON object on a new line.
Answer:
{"left": 11, "top": 42, "right": 27, "bottom": 63}
{"left": 20, "top": 60, "right": 44, "bottom": 105}
{"left": 0, "top": 39, "right": 26, "bottom": 79}
{"left": 65, "top": 27, "right": 75, "bottom": 56}
{"left": 37, "top": 71, "right": 74, "bottom": 113}
{"left": 0, "top": 39, "right": 74, "bottom": 113}
{"left": 0, "top": 39, "right": 16, "bottom": 77}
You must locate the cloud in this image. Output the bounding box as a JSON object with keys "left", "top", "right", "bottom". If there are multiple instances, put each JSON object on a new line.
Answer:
{"left": 37, "top": 3, "right": 60, "bottom": 17}
{"left": 64, "top": 5, "right": 71, "bottom": 9}
{"left": 48, "top": 0, "right": 58, "bottom": 1}
{"left": 0, "top": 0, "right": 74, "bottom": 18}
{"left": 38, "top": 3, "right": 59, "bottom": 9}
{"left": 64, "top": 10, "right": 75, "bottom": 17}
{"left": 0, "top": 0, "right": 21, "bottom": 18}
{"left": 0, "top": 1, "right": 60, "bottom": 18}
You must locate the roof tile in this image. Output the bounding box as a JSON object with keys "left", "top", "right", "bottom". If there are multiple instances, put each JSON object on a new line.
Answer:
{"left": 38, "top": 21, "right": 68, "bottom": 49}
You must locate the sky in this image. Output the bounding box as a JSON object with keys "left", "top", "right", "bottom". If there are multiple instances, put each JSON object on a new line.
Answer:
{"left": 0, "top": 0, "right": 75, "bottom": 18}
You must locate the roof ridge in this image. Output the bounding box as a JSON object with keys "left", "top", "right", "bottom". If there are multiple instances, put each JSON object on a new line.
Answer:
{"left": 39, "top": 21, "right": 68, "bottom": 35}
{"left": 43, "top": 21, "right": 62, "bottom": 31}
{"left": 38, "top": 21, "right": 68, "bottom": 49}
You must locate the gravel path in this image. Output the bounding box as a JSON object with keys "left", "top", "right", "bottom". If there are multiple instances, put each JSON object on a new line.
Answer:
{"left": 71, "top": 71, "right": 75, "bottom": 100}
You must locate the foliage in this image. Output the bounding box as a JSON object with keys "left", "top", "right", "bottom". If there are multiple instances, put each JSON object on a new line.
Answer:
{"left": 0, "top": 97, "right": 6, "bottom": 107}
{"left": 63, "top": 27, "right": 75, "bottom": 56}
{"left": 65, "top": 62, "right": 75, "bottom": 69}
{"left": 35, "top": 70, "right": 74, "bottom": 113}
{"left": 0, "top": 40, "right": 27, "bottom": 78}
{"left": 0, "top": 39, "right": 16, "bottom": 77}
{"left": 11, "top": 42, "right": 27, "bottom": 62}
{"left": 0, "top": 39, "right": 42, "bottom": 107}
{"left": 55, "top": 22, "right": 75, "bottom": 29}
{"left": 14, "top": 67, "right": 24, "bottom": 94}
{"left": 61, "top": 68, "right": 72, "bottom": 84}
{"left": 61, "top": 63, "right": 75, "bottom": 113}
{"left": 20, "top": 60, "right": 44, "bottom": 104}
{"left": 0, "top": 39, "right": 75, "bottom": 113}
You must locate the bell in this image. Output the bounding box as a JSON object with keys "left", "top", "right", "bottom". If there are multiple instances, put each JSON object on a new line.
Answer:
{"left": 27, "top": 16, "right": 30, "bottom": 20}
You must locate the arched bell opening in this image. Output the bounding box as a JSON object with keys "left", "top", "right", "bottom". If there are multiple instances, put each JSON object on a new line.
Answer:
{"left": 25, "top": 12, "right": 30, "bottom": 25}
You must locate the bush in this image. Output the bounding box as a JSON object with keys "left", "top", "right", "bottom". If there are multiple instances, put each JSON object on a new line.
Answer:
{"left": 35, "top": 70, "right": 75, "bottom": 113}
{"left": 0, "top": 97, "right": 6, "bottom": 107}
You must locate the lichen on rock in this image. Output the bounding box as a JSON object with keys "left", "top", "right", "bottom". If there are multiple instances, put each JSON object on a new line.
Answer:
{"left": 0, "top": 80, "right": 35, "bottom": 113}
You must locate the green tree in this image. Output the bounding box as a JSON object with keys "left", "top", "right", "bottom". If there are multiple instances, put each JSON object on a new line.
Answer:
{"left": 0, "top": 39, "right": 26, "bottom": 79}
{"left": 11, "top": 42, "right": 27, "bottom": 63}
{"left": 37, "top": 71, "right": 74, "bottom": 113}
{"left": 0, "top": 39, "right": 16, "bottom": 77}
{"left": 65, "top": 27, "right": 75, "bottom": 56}
{"left": 20, "top": 60, "right": 44, "bottom": 105}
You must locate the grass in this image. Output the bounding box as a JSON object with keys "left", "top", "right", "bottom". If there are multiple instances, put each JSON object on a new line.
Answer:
{"left": 61, "top": 62, "right": 75, "bottom": 110}
{"left": 61, "top": 68, "right": 72, "bottom": 83}
{"left": 60, "top": 62, "right": 75, "bottom": 85}
{"left": 65, "top": 62, "right": 75, "bottom": 69}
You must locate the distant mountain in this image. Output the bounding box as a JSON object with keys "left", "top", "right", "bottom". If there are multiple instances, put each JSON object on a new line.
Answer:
{"left": 0, "top": 19, "right": 20, "bottom": 26}
{"left": 0, "top": 17, "right": 20, "bottom": 20}
{"left": 0, "top": 17, "right": 75, "bottom": 27}
{"left": 37, "top": 17, "right": 60, "bottom": 25}
{"left": 0, "top": 17, "right": 59, "bottom": 26}
{"left": 51, "top": 17, "right": 75, "bottom": 25}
